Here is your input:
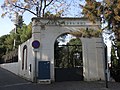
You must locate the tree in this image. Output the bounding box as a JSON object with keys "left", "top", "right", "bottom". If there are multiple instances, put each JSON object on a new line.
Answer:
{"left": 4, "top": 33, "right": 15, "bottom": 51}
{"left": 13, "top": 23, "right": 32, "bottom": 47}
{"left": 67, "top": 38, "right": 82, "bottom": 67}
{"left": 1, "top": 0, "right": 53, "bottom": 17}
{"left": 81, "top": 0, "right": 120, "bottom": 39}
{"left": 2, "top": 0, "right": 67, "bottom": 18}
{"left": 54, "top": 34, "right": 83, "bottom": 68}
{"left": 16, "top": 15, "right": 23, "bottom": 28}
{"left": 0, "top": 22, "right": 32, "bottom": 52}
{"left": 19, "top": 23, "right": 32, "bottom": 43}
{"left": 0, "top": 22, "right": 32, "bottom": 63}
{"left": 1, "top": 0, "right": 83, "bottom": 19}
{"left": 70, "top": 28, "right": 102, "bottom": 38}
{"left": 0, "top": 35, "right": 8, "bottom": 63}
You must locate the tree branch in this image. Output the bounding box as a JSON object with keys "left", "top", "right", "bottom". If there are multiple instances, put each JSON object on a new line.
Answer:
{"left": 42, "top": 0, "right": 54, "bottom": 17}
{"left": 45, "top": 0, "right": 54, "bottom": 7}
{"left": 12, "top": 4, "right": 37, "bottom": 16}
{"left": 39, "top": 0, "right": 43, "bottom": 17}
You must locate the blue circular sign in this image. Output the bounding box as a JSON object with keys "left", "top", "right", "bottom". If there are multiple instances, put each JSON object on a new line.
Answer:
{"left": 32, "top": 40, "right": 40, "bottom": 48}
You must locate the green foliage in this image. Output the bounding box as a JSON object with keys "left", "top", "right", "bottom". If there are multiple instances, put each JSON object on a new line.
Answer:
{"left": 0, "top": 35, "right": 8, "bottom": 55}
{"left": 116, "top": 41, "right": 120, "bottom": 61}
{"left": 17, "top": 23, "right": 32, "bottom": 44}
{"left": 81, "top": 0, "right": 102, "bottom": 23}
{"left": 81, "top": 0, "right": 120, "bottom": 39}
{"left": 17, "top": 15, "right": 23, "bottom": 28}
{"left": 0, "top": 22, "right": 32, "bottom": 63}
{"left": 111, "top": 42, "right": 120, "bottom": 82}
{"left": 0, "top": 35, "right": 8, "bottom": 46}
{"left": 70, "top": 28, "right": 102, "bottom": 38}
{"left": 0, "top": 23, "right": 32, "bottom": 56}
{"left": 55, "top": 37, "right": 82, "bottom": 68}
{"left": 4, "top": 33, "right": 15, "bottom": 51}
{"left": 70, "top": 38, "right": 81, "bottom": 44}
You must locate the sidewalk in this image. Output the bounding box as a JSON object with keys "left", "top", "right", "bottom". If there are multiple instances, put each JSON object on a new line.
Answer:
{"left": 35, "top": 81, "right": 120, "bottom": 90}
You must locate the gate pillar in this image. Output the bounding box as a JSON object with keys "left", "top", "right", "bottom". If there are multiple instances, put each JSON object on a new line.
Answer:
{"left": 81, "top": 38, "right": 105, "bottom": 81}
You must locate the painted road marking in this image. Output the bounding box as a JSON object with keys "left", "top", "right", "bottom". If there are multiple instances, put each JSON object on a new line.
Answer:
{"left": 0, "top": 82, "right": 31, "bottom": 88}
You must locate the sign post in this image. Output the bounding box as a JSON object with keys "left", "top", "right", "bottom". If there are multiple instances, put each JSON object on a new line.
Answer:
{"left": 32, "top": 40, "right": 40, "bottom": 83}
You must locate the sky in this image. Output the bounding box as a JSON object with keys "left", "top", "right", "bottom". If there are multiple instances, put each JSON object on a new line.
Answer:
{"left": 0, "top": 0, "right": 14, "bottom": 36}
{"left": 0, "top": 0, "right": 35, "bottom": 37}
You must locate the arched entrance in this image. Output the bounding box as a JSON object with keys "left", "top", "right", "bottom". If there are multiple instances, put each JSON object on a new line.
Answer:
{"left": 54, "top": 33, "right": 83, "bottom": 81}
{"left": 17, "top": 17, "right": 105, "bottom": 82}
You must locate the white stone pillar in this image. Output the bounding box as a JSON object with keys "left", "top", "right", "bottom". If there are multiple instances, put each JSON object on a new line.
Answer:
{"left": 81, "top": 38, "right": 105, "bottom": 81}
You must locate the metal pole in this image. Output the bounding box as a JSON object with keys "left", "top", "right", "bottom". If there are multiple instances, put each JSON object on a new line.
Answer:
{"left": 102, "top": 0, "right": 108, "bottom": 88}
{"left": 105, "top": 46, "right": 108, "bottom": 88}
{"left": 34, "top": 51, "right": 37, "bottom": 83}
{"left": 13, "top": 26, "right": 17, "bottom": 49}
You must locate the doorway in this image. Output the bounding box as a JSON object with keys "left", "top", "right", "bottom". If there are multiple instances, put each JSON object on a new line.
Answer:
{"left": 54, "top": 34, "right": 83, "bottom": 81}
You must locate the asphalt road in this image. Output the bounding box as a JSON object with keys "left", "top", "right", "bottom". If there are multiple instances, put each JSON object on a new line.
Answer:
{"left": 0, "top": 67, "right": 120, "bottom": 90}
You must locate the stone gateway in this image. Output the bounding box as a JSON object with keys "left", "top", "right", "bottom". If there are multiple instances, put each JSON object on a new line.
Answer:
{"left": 18, "top": 17, "right": 105, "bottom": 83}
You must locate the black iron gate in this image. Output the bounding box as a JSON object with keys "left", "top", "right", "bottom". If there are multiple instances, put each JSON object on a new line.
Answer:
{"left": 111, "top": 46, "right": 120, "bottom": 82}
{"left": 54, "top": 44, "right": 83, "bottom": 82}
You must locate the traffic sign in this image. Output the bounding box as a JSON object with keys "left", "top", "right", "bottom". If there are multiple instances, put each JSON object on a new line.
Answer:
{"left": 32, "top": 40, "right": 40, "bottom": 49}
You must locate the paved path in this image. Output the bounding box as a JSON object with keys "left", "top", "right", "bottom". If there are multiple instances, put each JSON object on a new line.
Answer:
{"left": 0, "top": 67, "right": 120, "bottom": 90}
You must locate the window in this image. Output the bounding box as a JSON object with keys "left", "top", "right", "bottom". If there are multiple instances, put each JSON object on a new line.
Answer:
{"left": 22, "top": 45, "right": 27, "bottom": 70}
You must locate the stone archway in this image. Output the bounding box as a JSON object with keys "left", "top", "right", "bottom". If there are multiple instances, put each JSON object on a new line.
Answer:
{"left": 30, "top": 17, "right": 105, "bottom": 82}
{"left": 54, "top": 33, "right": 83, "bottom": 81}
